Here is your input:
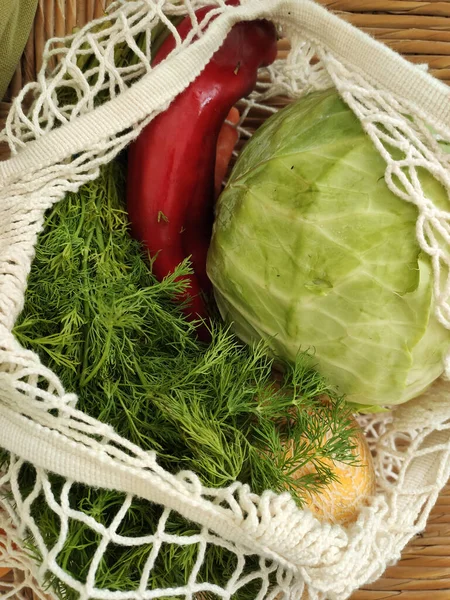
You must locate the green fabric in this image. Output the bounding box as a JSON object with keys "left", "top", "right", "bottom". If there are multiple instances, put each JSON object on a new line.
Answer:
{"left": 0, "top": 0, "right": 38, "bottom": 100}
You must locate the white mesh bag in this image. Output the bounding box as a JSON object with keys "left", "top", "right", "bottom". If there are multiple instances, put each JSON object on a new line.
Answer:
{"left": 1, "top": 0, "right": 450, "bottom": 599}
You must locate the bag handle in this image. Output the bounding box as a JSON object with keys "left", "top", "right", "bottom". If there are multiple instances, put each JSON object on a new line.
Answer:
{"left": 0, "top": 0, "right": 449, "bottom": 186}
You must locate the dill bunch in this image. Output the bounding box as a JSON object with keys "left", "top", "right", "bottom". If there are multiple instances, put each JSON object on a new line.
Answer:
{"left": 11, "top": 155, "right": 358, "bottom": 598}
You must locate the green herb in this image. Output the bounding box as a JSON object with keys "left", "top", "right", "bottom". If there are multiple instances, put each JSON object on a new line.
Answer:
{"left": 10, "top": 156, "right": 357, "bottom": 597}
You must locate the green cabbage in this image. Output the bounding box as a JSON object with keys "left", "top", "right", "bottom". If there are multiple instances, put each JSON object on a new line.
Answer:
{"left": 207, "top": 89, "right": 450, "bottom": 407}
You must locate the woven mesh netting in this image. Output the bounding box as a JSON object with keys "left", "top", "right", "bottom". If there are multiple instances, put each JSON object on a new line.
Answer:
{"left": 1, "top": 1, "right": 450, "bottom": 599}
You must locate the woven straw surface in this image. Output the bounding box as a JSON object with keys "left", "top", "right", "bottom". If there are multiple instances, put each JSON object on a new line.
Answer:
{"left": 320, "top": 0, "right": 450, "bottom": 84}
{"left": 0, "top": 1, "right": 450, "bottom": 599}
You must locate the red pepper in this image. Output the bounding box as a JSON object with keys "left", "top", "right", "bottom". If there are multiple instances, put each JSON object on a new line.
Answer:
{"left": 127, "top": 6, "right": 277, "bottom": 339}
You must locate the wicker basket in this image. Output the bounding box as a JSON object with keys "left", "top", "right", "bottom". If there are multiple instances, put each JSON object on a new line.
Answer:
{"left": 1, "top": 1, "right": 450, "bottom": 599}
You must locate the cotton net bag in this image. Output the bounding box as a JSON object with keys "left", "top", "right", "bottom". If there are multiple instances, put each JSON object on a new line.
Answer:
{"left": 1, "top": 0, "right": 450, "bottom": 598}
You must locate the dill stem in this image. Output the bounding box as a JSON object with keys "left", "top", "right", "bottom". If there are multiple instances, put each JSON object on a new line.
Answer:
{"left": 132, "top": 355, "right": 149, "bottom": 387}
{"left": 74, "top": 200, "right": 86, "bottom": 238}
{"left": 96, "top": 220, "right": 105, "bottom": 253}
{"left": 116, "top": 394, "right": 149, "bottom": 447}
{"left": 80, "top": 324, "right": 113, "bottom": 387}
{"left": 80, "top": 226, "right": 96, "bottom": 379}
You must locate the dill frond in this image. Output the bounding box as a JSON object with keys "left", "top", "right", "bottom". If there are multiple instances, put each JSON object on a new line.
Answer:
{"left": 10, "top": 154, "right": 358, "bottom": 598}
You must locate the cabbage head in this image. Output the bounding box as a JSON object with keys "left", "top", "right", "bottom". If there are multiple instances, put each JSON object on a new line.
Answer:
{"left": 207, "top": 89, "right": 450, "bottom": 408}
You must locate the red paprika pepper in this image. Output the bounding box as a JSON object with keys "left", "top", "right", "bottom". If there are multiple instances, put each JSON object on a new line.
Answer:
{"left": 127, "top": 6, "right": 277, "bottom": 339}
